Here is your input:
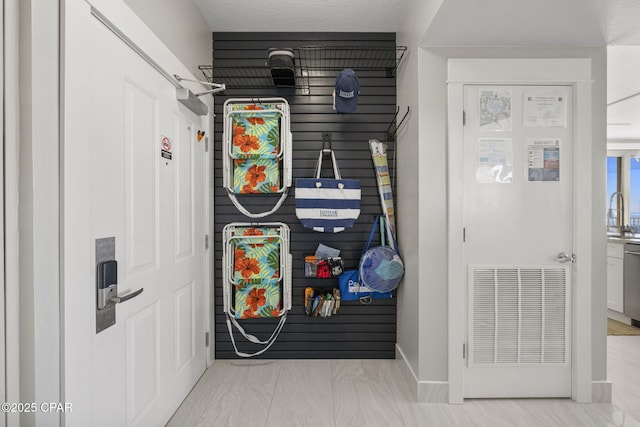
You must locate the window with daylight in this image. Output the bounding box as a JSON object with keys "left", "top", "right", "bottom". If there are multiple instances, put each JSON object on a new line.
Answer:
{"left": 629, "top": 157, "right": 640, "bottom": 233}
{"left": 607, "top": 157, "right": 621, "bottom": 232}
{"left": 605, "top": 154, "right": 640, "bottom": 235}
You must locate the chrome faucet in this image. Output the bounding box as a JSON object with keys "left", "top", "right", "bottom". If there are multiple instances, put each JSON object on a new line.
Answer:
{"left": 608, "top": 192, "right": 634, "bottom": 236}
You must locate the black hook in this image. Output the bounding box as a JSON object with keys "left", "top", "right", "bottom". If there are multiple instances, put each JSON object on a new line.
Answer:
{"left": 322, "top": 132, "right": 332, "bottom": 151}
{"left": 386, "top": 106, "right": 410, "bottom": 142}
{"left": 385, "top": 106, "right": 401, "bottom": 138}
{"left": 396, "top": 106, "right": 410, "bottom": 132}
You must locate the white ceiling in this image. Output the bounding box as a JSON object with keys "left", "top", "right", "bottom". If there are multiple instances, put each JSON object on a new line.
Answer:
{"left": 607, "top": 46, "right": 640, "bottom": 141}
{"left": 192, "top": 0, "right": 640, "bottom": 141}
{"left": 607, "top": 0, "right": 640, "bottom": 45}
{"left": 422, "top": 0, "right": 606, "bottom": 47}
{"left": 193, "top": 0, "right": 408, "bottom": 33}
{"left": 603, "top": 0, "right": 640, "bottom": 142}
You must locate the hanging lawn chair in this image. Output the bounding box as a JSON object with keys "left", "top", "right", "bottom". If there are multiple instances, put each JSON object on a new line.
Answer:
{"left": 222, "top": 222, "right": 292, "bottom": 357}
{"left": 222, "top": 98, "right": 292, "bottom": 218}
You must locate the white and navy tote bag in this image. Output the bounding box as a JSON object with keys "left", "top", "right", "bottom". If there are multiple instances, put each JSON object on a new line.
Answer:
{"left": 295, "top": 149, "right": 361, "bottom": 233}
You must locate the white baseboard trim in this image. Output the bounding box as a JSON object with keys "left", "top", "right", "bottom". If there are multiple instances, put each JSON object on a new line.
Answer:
{"left": 396, "top": 344, "right": 449, "bottom": 403}
{"left": 608, "top": 309, "right": 632, "bottom": 325}
{"left": 396, "top": 345, "right": 609, "bottom": 404}
{"left": 592, "top": 381, "right": 612, "bottom": 403}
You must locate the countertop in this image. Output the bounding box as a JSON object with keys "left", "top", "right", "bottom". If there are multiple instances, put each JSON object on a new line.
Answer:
{"left": 608, "top": 235, "right": 640, "bottom": 244}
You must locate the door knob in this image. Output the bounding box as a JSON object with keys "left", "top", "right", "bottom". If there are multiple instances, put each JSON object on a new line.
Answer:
{"left": 555, "top": 252, "right": 576, "bottom": 263}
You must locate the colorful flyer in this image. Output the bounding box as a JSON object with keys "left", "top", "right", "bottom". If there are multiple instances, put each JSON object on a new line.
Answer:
{"left": 527, "top": 138, "right": 560, "bottom": 182}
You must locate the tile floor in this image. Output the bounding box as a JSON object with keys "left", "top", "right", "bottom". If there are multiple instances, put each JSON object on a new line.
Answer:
{"left": 168, "top": 336, "right": 640, "bottom": 427}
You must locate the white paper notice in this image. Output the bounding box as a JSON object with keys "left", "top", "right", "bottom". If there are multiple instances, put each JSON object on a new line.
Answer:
{"left": 479, "top": 88, "right": 512, "bottom": 131}
{"left": 523, "top": 91, "right": 567, "bottom": 127}
{"left": 527, "top": 138, "right": 560, "bottom": 182}
{"left": 477, "top": 138, "right": 513, "bottom": 183}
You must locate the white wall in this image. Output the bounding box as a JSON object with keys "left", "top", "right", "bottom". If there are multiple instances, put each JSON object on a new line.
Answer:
{"left": 395, "top": 0, "right": 446, "bottom": 392}
{"left": 18, "top": 1, "right": 61, "bottom": 426}
{"left": 608, "top": 139, "right": 640, "bottom": 150}
{"left": 591, "top": 47, "right": 608, "bottom": 385}
{"left": 123, "top": 0, "right": 212, "bottom": 77}
{"left": 397, "top": 0, "right": 607, "bottom": 398}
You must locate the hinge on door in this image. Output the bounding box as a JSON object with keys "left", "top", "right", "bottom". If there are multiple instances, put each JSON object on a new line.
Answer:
{"left": 205, "top": 235, "right": 209, "bottom": 250}
{"left": 463, "top": 227, "right": 466, "bottom": 242}
{"left": 205, "top": 332, "right": 210, "bottom": 347}
{"left": 463, "top": 343, "right": 466, "bottom": 359}
{"left": 205, "top": 136, "right": 209, "bottom": 152}
{"left": 463, "top": 111, "right": 466, "bottom": 126}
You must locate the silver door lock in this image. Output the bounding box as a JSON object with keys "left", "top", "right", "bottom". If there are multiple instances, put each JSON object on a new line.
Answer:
{"left": 97, "top": 260, "right": 144, "bottom": 310}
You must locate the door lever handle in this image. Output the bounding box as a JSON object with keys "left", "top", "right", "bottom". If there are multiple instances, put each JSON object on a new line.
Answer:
{"left": 110, "top": 288, "right": 144, "bottom": 304}
{"left": 555, "top": 252, "right": 576, "bottom": 263}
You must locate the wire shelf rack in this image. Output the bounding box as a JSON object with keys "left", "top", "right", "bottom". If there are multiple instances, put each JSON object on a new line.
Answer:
{"left": 199, "top": 64, "right": 311, "bottom": 93}
{"left": 201, "top": 45, "right": 407, "bottom": 94}
{"left": 297, "top": 45, "right": 407, "bottom": 76}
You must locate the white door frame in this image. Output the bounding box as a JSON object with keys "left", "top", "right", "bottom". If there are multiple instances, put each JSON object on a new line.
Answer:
{"left": 1, "top": 0, "right": 7, "bottom": 421}
{"left": 205, "top": 111, "right": 215, "bottom": 365}
{"left": 4, "top": 0, "right": 21, "bottom": 425}
{"left": 447, "top": 58, "right": 593, "bottom": 404}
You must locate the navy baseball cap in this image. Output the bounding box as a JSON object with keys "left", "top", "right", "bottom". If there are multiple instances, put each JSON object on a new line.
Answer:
{"left": 333, "top": 68, "right": 360, "bottom": 113}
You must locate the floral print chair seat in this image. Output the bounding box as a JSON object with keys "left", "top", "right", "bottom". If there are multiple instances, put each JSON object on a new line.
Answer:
{"left": 231, "top": 226, "right": 282, "bottom": 319}
{"left": 231, "top": 105, "right": 281, "bottom": 194}
{"left": 223, "top": 98, "right": 292, "bottom": 218}
{"left": 222, "top": 222, "right": 292, "bottom": 357}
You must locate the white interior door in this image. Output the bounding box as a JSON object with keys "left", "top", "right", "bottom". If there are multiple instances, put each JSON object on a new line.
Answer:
{"left": 63, "top": 4, "right": 206, "bottom": 426}
{"left": 463, "top": 85, "right": 573, "bottom": 398}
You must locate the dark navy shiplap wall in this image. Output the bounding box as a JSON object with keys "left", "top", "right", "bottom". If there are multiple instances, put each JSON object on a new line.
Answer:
{"left": 213, "top": 32, "right": 398, "bottom": 359}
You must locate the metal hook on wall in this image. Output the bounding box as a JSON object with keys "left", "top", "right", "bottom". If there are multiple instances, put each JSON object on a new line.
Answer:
{"left": 322, "top": 132, "right": 332, "bottom": 152}
{"left": 385, "top": 106, "right": 410, "bottom": 143}
{"left": 396, "top": 106, "right": 411, "bottom": 133}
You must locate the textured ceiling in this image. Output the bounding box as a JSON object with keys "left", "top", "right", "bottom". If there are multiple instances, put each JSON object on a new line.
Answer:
{"left": 193, "top": 0, "right": 408, "bottom": 32}
{"left": 191, "top": 0, "right": 640, "bottom": 140}
{"left": 607, "top": 46, "right": 640, "bottom": 141}
{"left": 421, "top": 0, "right": 606, "bottom": 46}
{"left": 193, "top": 0, "right": 638, "bottom": 45}
{"left": 607, "top": 0, "right": 640, "bottom": 45}
{"left": 605, "top": 0, "right": 640, "bottom": 142}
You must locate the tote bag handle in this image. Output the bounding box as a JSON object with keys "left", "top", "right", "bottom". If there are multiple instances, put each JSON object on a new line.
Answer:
{"left": 362, "top": 215, "right": 381, "bottom": 256}
{"left": 314, "top": 149, "right": 342, "bottom": 180}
